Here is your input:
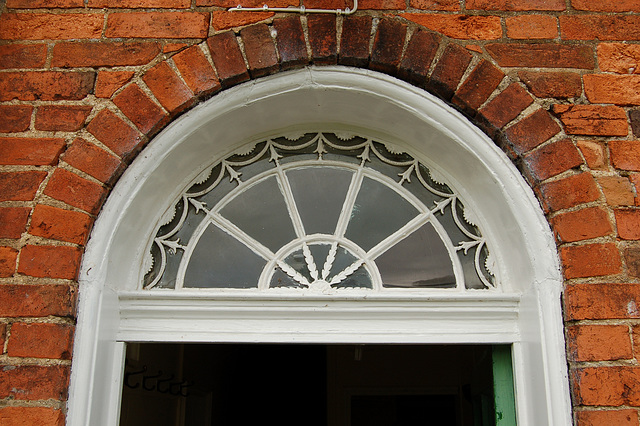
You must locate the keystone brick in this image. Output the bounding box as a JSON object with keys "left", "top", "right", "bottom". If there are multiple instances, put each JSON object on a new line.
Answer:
{"left": 210, "top": 11, "right": 273, "bottom": 31}
{"left": 504, "top": 109, "right": 561, "bottom": 154}
{"left": 29, "top": 205, "right": 92, "bottom": 245}
{"left": 0, "top": 105, "right": 32, "bottom": 132}
{"left": 0, "top": 13, "right": 103, "bottom": 40}
{"left": 0, "top": 284, "right": 75, "bottom": 317}
{"left": 561, "top": 15, "right": 640, "bottom": 41}
{"left": 95, "top": 70, "right": 135, "bottom": 99}
{"left": 616, "top": 209, "right": 640, "bottom": 240}
{"left": 7, "top": 0, "right": 83, "bottom": 6}
{"left": 0, "top": 137, "right": 66, "bottom": 166}
{"left": 0, "top": 71, "right": 94, "bottom": 101}
{"left": 575, "top": 410, "right": 639, "bottom": 426}
{"left": 551, "top": 207, "right": 613, "bottom": 243}
{"left": 626, "top": 245, "right": 640, "bottom": 277}
{"left": 143, "top": 62, "right": 194, "bottom": 114}
{"left": 467, "top": 0, "right": 565, "bottom": 10}
{"left": 86, "top": 109, "right": 143, "bottom": 158}
{"left": 0, "top": 207, "right": 30, "bottom": 239}
{"left": 52, "top": 42, "right": 160, "bottom": 68}
{"left": 106, "top": 12, "right": 208, "bottom": 39}
{"left": 560, "top": 242, "right": 622, "bottom": 279}
{"left": 573, "top": 366, "right": 640, "bottom": 406}
{"left": 0, "top": 44, "right": 46, "bottom": 69}
{"left": 172, "top": 45, "right": 220, "bottom": 96}
{"left": 553, "top": 105, "right": 628, "bottom": 136}
{"left": 398, "top": 29, "right": 441, "bottom": 86}
{"left": 240, "top": 24, "right": 278, "bottom": 79}
{"left": 401, "top": 14, "right": 501, "bottom": 40}
{"left": 35, "top": 106, "right": 92, "bottom": 132}
{"left": 18, "top": 244, "right": 82, "bottom": 280}
{"left": 273, "top": 16, "right": 308, "bottom": 69}
{"left": 62, "top": 138, "right": 122, "bottom": 184}
{"left": 567, "top": 324, "right": 632, "bottom": 361}
{"left": 584, "top": 74, "right": 640, "bottom": 105}
{"left": 0, "top": 407, "right": 64, "bottom": 426}
{"left": 89, "top": 0, "right": 190, "bottom": 7}
{"left": 0, "top": 247, "right": 18, "bottom": 278}
{"left": 370, "top": 18, "right": 407, "bottom": 75}
{"left": 410, "top": 0, "right": 460, "bottom": 10}
{"left": 518, "top": 71, "right": 582, "bottom": 99}
{"left": 598, "top": 43, "right": 640, "bottom": 74}
{"left": 539, "top": 172, "right": 600, "bottom": 211}
{"left": 7, "top": 322, "right": 74, "bottom": 359}
{"left": 0, "top": 365, "right": 69, "bottom": 400}
{"left": 506, "top": 15, "right": 558, "bottom": 40}
{"left": 207, "top": 31, "right": 249, "bottom": 88}
{"left": 610, "top": 140, "right": 640, "bottom": 171}
{"left": 486, "top": 43, "right": 594, "bottom": 69}
{"left": 339, "top": 15, "right": 373, "bottom": 68}
{"left": 429, "top": 43, "right": 472, "bottom": 100}
{"left": 453, "top": 59, "right": 505, "bottom": 114}
{"left": 524, "top": 138, "right": 583, "bottom": 181}
{"left": 113, "top": 84, "right": 168, "bottom": 134}
{"left": 577, "top": 140, "right": 606, "bottom": 170}
{"left": 44, "top": 169, "right": 106, "bottom": 214}
{"left": 477, "top": 83, "right": 534, "bottom": 132}
{"left": 0, "top": 171, "right": 47, "bottom": 201}
{"left": 308, "top": 15, "right": 337, "bottom": 65}
{"left": 598, "top": 176, "right": 635, "bottom": 206}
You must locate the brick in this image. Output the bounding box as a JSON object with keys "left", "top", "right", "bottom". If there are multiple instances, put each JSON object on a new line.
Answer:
{"left": 210, "top": 11, "right": 273, "bottom": 31}
{"left": 0, "top": 365, "right": 69, "bottom": 400}
{"left": 567, "top": 324, "right": 632, "bottom": 362}
{"left": 0, "top": 44, "right": 47, "bottom": 69}
{"left": 240, "top": 24, "right": 278, "bottom": 79}
{"left": 565, "top": 283, "right": 640, "bottom": 319}
{"left": 553, "top": 105, "right": 628, "bottom": 136}
{"left": 8, "top": 322, "right": 74, "bottom": 359}
{"left": 633, "top": 174, "right": 640, "bottom": 207}
{"left": 7, "top": 0, "right": 83, "bottom": 6}
{"left": 369, "top": 18, "right": 407, "bottom": 75}
{"left": 573, "top": 367, "right": 640, "bottom": 406}
{"left": 560, "top": 242, "right": 622, "bottom": 279}
{"left": 273, "top": 17, "right": 307, "bottom": 69}
{"left": 35, "top": 105, "right": 92, "bottom": 132}
{"left": 504, "top": 109, "right": 561, "bottom": 154}
{"left": 207, "top": 31, "right": 249, "bottom": 88}
{"left": 506, "top": 15, "right": 557, "bottom": 39}
{"left": 0, "top": 71, "right": 94, "bottom": 101}
{"left": 29, "top": 205, "right": 92, "bottom": 245}
{"left": 0, "top": 171, "right": 47, "bottom": 201}
{"left": 173, "top": 45, "right": 220, "bottom": 96}
{"left": 44, "top": 169, "right": 106, "bottom": 214}
{"left": 518, "top": 71, "right": 582, "bottom": 99}
{"left": 0, "top": 207, "right": 30, "bottom": 239}
{"left": 106, "top": 12, "right": 208, "bottom": 39}
{"left": 429, "top": 43, "right": 472, "bottom": 100}
{"left": 401, "top": 14, "right": 501, "bottom": 40}
{"left": 0, "top": 284, "right": 75, "bottom": 317}
{"left": 339, "top": 15, "right": 373, "bottom": 68}
{"left": 410, "top": 0, "right": 460, "bottom": 10}
{"left": 307, "top": 0, "right": 403, "bottom": 7}
{"left": 0, "top": 137, "right": 65, "bottom": 166}
{"left": 626, "top": 245, "right": 640, "bottom": 277}
{"left": 551, "top": 207, "right": 613, "bottom": 243}
{"left": 453, "top": 60, "right": 505, "bottom": 113}
{"left": 561, "top": 15, "right": 640, "bottom": 41}
{"left": 477, "top": 83, "right": 534, "bottom": 132}
{"left": 598, "top": 43, "right": 640, "bottom": 74}
{"left": 398, "top": 29, "right": 441, "bottom": 86}
{"left": 584, "top": 74, "right": 640, "bottom": 105}
{"left": 577, "top": 140, "right": 606, "bottom": 170}
{"left": 616, "top": 209, "right": 640, "bottom": 240}
{"left": 0, "top": 13, "right": 102, "bottom": 40}
{"left": 0, "top": 247, "right": 18, "bottom": 278}
{"left": 52, "top": 41, "right": 160, "bottom": 68}
{"left": 576, "top": 410, "right": 639, "bottom": 426}
{"left": 197, "top": 0, "right": 294, "bottom": 5}
{"left": 86, "top": 109, "right": 143, "bottom": 158}
{"left": 598, "top": 176, "right": 636, "bottom": 206}
{"left": 632, "top": 110, "right": 640, "bottom": 138}
{"left": 0, "top": 407, "right": 64, "bottom": 426}
{"left": 18, "top": 245, "right": 82, "bottom": 280}
{"left": 62, "top": 138, "right": 122, "bottom": 184}
{"left": 486, "top": 43, "right": 594, "bottom": 69}
{"left": 467, "top": 0, "right": 565, "bottom": 10}
{"left": 164, "top": 43, "right": 188, "bottom": 53}
{"left": 143, "top": 62, "right": 194, "bottom": 114}
{"left": 308, "top": 15, "right": 337, "bottom": 65}
{"left": 524, "top": 138, "right": 583, "bottom": 181}
{"left": 539, "top": 172, "right": 600, "bottom": 211}
{"left": 89, "top": 0, "right": 190, "bottom": 6}
{"left": 95, "top": 70, "right": 135, "bottom": 99}
{"left": 113, "top": 84, "right": 168, "bottom": 134}
{"left": 0, "top": 105, "right": 32, "bottom": 133}
{"left": 611, "top": 141, "right": 640, "bottom": 171}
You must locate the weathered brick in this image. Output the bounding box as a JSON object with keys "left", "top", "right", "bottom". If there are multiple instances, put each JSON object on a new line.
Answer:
{"left": 18, "top": 244, "right": 81, "bottom": 280}
{"left": 577, "top": 140, "right": 606, "bottom": 170}
{"left": 52, "top": 41, "right": 160, "bottom": 68}
{"left": 0, "top": 171, "right": 47, "bottom": 201}
{"left": 0, "top": 44, "right": 47, "bottom": 69}
{"left": 0, "top": 137, "right": 65, "bottom": 166}
{"left": 273, "top": 16, "right": 307, "bottom": 69}
{"left": 29, "top": 205, "right": 92, "bottom": 245}
{"left": 561, "top": 15, "right": 640, "bottom": 41}
{"left": 477, "top": 83, "right": 534, "bottom": 132}
{"left": 598, "top": 176, "right": 636, "bottom": 206}
{"left": 573, "top": 367, "right": 640, "bottom": 406}
{"left": 0, "top": 105, "right": 32, "bottom": 133}
{"left": 143, "top": 62, "right": 194, "bottom": 114}
{"left": 576, "top": 410, "right": 639, "bottom": 426}
{"left": 113, "top": 84, "right": 168, "bottom": 134}
{"left": 553, "top": 105, "right": 628, "bottom": 136}
{"left": 173, "top": 45, "right": 220, "bottom": 96}
{"left": 486, "top": 43, "right": 594, "bottom": 68}
{"left": 0, "top": 247, "right": 18, "bottom": 278}
{"left": 551, "top": 207, "right": 613, "bottom": 243}
{"left": 518, "top": 71, "right": 582, "bottom": 99}
{"left": 0, "top": 207, "right": 30, "bottom": 239}
{"left": 86, "top": 109, "right": 143, "bottom": 158}
{"left": 62, "top": 138, "right": 122, "bottom": 184}
{"left": 539, "top": 172, "right": 600, "bottom": 211}
{"left": 44, "top": 169, "right": 106, "bottom": 214}
{"left": 504, "top": 109, "right": 561, "bottom": 154}
{"left": 106, "top": 12, "right": 208, "bottom": 39}
{"left": 584, "top": 74, "right": 640, "bottom": 105}
{"left": 398, "top": 29, "right": 441, "bottom": 86}
{"left": 626, "top": 245, "right": 640, "bottom": 277}
{"left": 567, "top": 324, "right": 632, "bottom": 362}
{"left": 506, "top": 15, "right": 557, "bottom": 39}
{"left": 560, "top": 242, "right": 622, "bottom": 279}
{"left": 197, "top": 0, "right": 294, "bottom": 5}
{"left": 35, "top": 106, "right": 92, "bottom": 132}
{"left": 89, "top": 0, "right": 190, "bottom": 7}
{"left": 207, "top": 31, "right": 249, "bottom": 88}
{"left": 616, "top": 209, "right": 640, "bottom": 240}
{"left": 0, "top": 284, "right": 75, "bottom": 317}
{"left": 0, "top": 13, "right": 103, "bottom": 40}
{"left": 410, "top": 0, "right": 460, "bottom": 10}
{"left": 467, "top": 0, "right": 565, "bottom": 10}
{"left": 307, "top": 0, "right": 403, "bottom": 8}
{"left": 210, "top": 11, "right": 273, "bottom": 31}
{"left": 0, "top": 407, "right": 64, "bottom": 426}
{"left": 453, "top": 60, "right": 505, "bottom": 114}
{"left": 0, "top": 71, "right": 94, "bottom": 101}
{"left": 0, "top": 365, "right": 69, "bottom": 400}
{"left": 308, "top": 15, "right": 337, "bottom": 65}
{"left": 339, "top": 15, "right": 372, "bottom": 68}
{"left": 632, "top": 110, "right": 640, "bottom": 138}
{"left": 633, "top": 174, "right": 640, "bottom": 207}
{"left": 598, "top": 43, "right": 640, "bottom": 74}
{"left": 95, "top": 70, "right": 135, "bottom": 99}
{"left": 7, "top": 322, "right": 74, "bottom": 359}
{"left": 565, "top": 283, "right": 640, "bottom": 320}
{"left": 401, "top": 14, "right": 501, "bottom": 40}
{"left": 611, "top": 140, "right": 640, "bottom": 172}
{"left": 524, "top": 138, "right": 583, "bottom": 181}
{"left": 240, "top": 24, "right": 278, "bottom": 79}
{"left": 7, "top": 0, "right": 83, "bottom": 6}
{"left": 429, "top": 43, "right": 472, "bottom": 100}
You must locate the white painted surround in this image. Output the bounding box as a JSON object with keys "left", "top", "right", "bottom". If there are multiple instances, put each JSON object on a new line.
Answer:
{"left": 67, "top": 67, "right": 571, "bottom": 425}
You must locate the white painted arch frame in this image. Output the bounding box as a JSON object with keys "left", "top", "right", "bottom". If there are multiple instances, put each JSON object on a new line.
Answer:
{"left": 68, "top": 67, "right": 571, "bottom": 425}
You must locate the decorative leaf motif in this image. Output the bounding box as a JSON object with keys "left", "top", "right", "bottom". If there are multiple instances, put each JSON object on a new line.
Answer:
{"left": 223, "top": 161, "right": 242, "bottom": 184}
{"left": 429, "top": 168, "right": 447, "bottom": 185}
{"left": 235, "top": 143, "right": 257, "bottom": 156}
{"left": 485, "top": 251, "right": 497, "bottom": 276}
{"left": 163, "top": 239, "right": 186, "bottom": 255}
{"left": 315, "top": 138, "right": 327, "bottom": 160}
{"left": 189, "top": 198, "right": 207, "bottom": 215}
{"left": 357, "top": 144, "right": 371, "bottom": 164}
{"left": 268, "top": 144, "right": 282, "bottom": 163}
{"left": 334, "top": 131, "right": 355, "bottom": 140}
{"left": 433, "top": 198, "right": 452, "bottom": 215}
{"left": 329, "top": 259, "right": 364, "bottom": 285}
{"left": 398, "top": 162, "right": 416, "bottom": 185}
{"left": 302, "top": 243, "right": 318, "bottom": 281}
{"left": 385, "top": 143, "right": 405, "bottom": 155}
{"left": 455, "top": 240, "right": 480, "bottom": 255}
{"left": 277, "top": 261, "right": 310, "bottom": 286}
{"left": 462, "top": 206, "right": 479, "bottom": 227}
{"left": 193, "top": 167, "right": 214, "bottom": 185}
{"left": 321, "top": 243, "right": 338, "bottom": 280}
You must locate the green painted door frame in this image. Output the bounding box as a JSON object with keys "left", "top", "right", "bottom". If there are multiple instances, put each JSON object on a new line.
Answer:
{"left": 493, "top": 345, "right": 517, "bottom": 425}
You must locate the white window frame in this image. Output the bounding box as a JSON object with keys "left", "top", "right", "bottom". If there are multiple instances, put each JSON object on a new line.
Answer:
{"left": 67, "top": 67, "right": 571, "bottom": 425}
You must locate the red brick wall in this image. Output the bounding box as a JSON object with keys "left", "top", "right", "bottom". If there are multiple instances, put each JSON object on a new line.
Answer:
{"left": 1, "top": 1, "right": 639, "bottom": 424}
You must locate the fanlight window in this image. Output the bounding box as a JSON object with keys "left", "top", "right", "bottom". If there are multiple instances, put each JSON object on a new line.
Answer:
{"left": 143, "top": 132, "right": 496, "bottom": 292}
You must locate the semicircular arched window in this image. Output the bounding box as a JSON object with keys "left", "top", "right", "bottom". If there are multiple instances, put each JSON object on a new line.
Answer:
{"left": 143, "top": 132, "right": 496, "bottom": 292}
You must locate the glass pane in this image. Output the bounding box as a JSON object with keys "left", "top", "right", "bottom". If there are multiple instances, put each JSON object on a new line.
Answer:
{"left": 376, "top": 223, "right": 456, "bottom": 288}
{"left": 345, "top": 177, "right": 419, "bottom": 252}
{"left": 220, "top": 176, "right": 296, "bottom": 253}
{"left": 184, "top": 224, "right": 265, "bottom": 288}
{"left": 287, "top": 167, "right": 353, "bottom": 235}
